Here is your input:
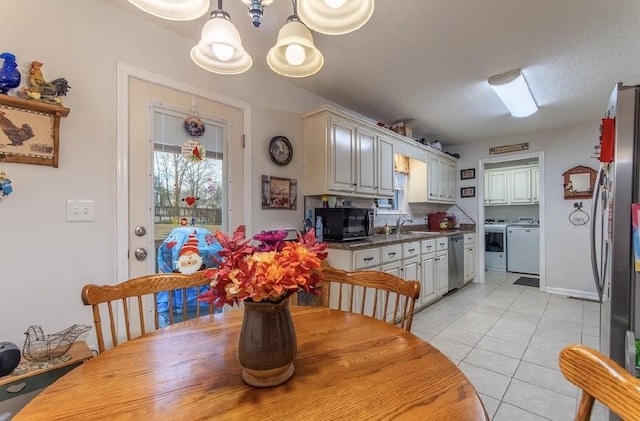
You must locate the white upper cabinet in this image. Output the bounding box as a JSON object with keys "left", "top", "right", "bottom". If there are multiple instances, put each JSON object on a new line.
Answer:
{"left": 510, "top": 168, "right": 532, "bottom": 204}
{"left": 428, "top": 154, "right": 440, "bottom": 202}
{"left": 532, "top": 167, "right": 540, "bottom": 203}
{"left": 485, "top": 165, "right": 539, "bottom": 206}
{"left": 302, "top": 105, "right": 455, "bottom": 200}
{"left": 407, "top": 158, "right": 427, "bottom": 203}
{"left": 424, "top": 153, "right": 456, "bottom": 204}
{"left": 355, "top": 127, "right": 378, "bottom": 195}
{"left": 329, "top": 115, "right": 357, "bottom": 193}
{"left": 377, "top": 135, "right": 395, "bottom": 197}
{"left": 485, "top": 170, "right": 508, "bottom": 205}
{"left": 447, "top": 162, "right": 456, "bottom": 200}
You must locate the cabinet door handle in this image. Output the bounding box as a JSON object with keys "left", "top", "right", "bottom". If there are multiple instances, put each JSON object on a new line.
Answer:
{"left": 363, "top": 257, "right": 374, "bottom": 262}
{"left": 388, "top": 252, "right": 396, "bottom": 257}
{"left": 408, "top": 248, "right": 415, "bottom": 253}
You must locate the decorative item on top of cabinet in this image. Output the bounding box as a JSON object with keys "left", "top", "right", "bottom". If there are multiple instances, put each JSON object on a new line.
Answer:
{"left": 563, "top": 166, "right": 597, "bottom": 200}
{"left": 0, "top": 94, "right": 69, "bottom": 167}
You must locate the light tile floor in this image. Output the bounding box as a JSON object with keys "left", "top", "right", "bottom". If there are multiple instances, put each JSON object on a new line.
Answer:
{"left": 411, "top": 271, "right": 608, "bottom": 421}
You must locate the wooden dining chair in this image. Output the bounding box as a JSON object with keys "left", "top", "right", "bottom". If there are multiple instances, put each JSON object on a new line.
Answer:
{"left": 559, "top": 344, "right": 640, "bottom": 421}
{"left": 320, "top": 265, "right": 420, "bottom": 332}
{"left": 82, "top": 271, "right": 215, "bottom": 352}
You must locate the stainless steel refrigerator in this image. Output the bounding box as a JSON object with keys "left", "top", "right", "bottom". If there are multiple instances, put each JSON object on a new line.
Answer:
{"left": 591, "top": 84, "right": 640, "bottom": 394}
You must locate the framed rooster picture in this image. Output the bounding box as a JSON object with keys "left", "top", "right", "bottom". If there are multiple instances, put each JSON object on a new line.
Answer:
{"left": 0, "top": 95, "right": 70, "bottom": 167}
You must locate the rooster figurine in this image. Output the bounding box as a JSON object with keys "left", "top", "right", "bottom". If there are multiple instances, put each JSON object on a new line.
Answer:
{"left": 0, "top": 52, "right": 21, "bottom": 95}
{"left": 21, "top": 61, "right": 70, "bottom": 104}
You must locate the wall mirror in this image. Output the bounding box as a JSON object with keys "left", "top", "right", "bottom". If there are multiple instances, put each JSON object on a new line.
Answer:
{"left": 562, "top": 165, "right": 597, "bottom": 199}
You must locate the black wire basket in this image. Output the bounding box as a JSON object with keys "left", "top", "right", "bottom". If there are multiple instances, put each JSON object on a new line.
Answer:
{"left": 22, "top": 324, "right": 91, "bottom": 362}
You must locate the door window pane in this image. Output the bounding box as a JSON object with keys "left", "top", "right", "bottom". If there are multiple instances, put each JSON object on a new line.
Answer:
{"left": 151, "top": 107, "right": 226, "bottom": 256}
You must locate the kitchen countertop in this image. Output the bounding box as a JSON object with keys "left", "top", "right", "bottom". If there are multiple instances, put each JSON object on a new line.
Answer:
{"left": 325, "top": 228, "right": 476, "bottom": 251}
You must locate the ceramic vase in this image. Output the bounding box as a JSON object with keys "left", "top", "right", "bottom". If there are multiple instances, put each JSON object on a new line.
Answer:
{"left": 237, "top": 296, "right": 296, "bottom": 387}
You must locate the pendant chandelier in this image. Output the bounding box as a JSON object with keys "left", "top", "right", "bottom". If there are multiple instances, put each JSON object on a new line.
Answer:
{"left": 129, "top": 0, "right": 375, "bottom": 77}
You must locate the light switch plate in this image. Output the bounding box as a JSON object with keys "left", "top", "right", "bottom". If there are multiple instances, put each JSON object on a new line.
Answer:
{"left": 66, "top": 200, "right": 95, "bottom": 222}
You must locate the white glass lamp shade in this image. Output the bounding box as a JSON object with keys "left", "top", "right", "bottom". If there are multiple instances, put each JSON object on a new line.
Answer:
{"left": 297, "top": 0, "right": 375, "bottom": 35}
{"left": 128, "top": 0, "right": 209, "bottom": 21}
{"left": 488, "top": 70, "right": 538, "bottom": 118}
{"left": 190, "top": 14, "right": 252, "bottom": 75}
{"left": 267, "top": 20, "right": 324, "bottom": 78}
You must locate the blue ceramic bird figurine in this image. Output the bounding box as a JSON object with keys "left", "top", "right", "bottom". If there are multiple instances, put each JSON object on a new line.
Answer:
{"left": 0, "top": 52, "right": 21, "bottom": 95}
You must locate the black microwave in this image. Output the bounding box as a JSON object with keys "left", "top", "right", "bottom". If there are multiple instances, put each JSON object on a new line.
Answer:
{"left": 315, "top": 208, "right": 373, "bottom": 241}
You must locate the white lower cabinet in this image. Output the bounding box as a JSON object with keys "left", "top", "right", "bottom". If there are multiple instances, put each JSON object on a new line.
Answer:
{"left": 420, "top": 238, "right": 449, "bottom": 305}
{"left": 436, "top": 250, "right": 449, "bottom": 297}
{"left": 435, "top": 237, "right": 449, "bottom": 297}
{"left": 463, "top": 233, "right": 475, "bottom": 283}
{"left": 419, "top": 240, "right": 437, "bottom": 306}
{"left": 325, "top": 234, "right": 464, "bottom": 312}
{"left": 327, "top": 247, "right": 380, "bottom": 312}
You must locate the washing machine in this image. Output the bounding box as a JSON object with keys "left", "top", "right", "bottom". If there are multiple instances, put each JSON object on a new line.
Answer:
{"left": 485, "top": 220, "right": 509, "bottom": 271}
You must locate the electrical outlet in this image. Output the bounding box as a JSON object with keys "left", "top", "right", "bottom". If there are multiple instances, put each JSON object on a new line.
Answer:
{"left": 66, "top": 200, "right": 95, "bottom": 222}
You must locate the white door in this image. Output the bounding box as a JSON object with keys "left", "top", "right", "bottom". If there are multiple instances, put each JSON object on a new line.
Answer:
{"left": 118, "top": 67, "right": 248, "bottom": 282}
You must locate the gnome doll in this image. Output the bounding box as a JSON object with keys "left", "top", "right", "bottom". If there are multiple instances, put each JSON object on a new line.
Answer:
{"left": 175, "top": 231, "right": 205, "bottom": 274}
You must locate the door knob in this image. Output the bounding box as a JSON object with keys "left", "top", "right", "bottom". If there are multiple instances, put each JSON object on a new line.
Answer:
{"left": 134, "top": 226, "right": 146, "bottom": 237}
{"left": 134, "top": 248, "right": 148, "bottom": 261}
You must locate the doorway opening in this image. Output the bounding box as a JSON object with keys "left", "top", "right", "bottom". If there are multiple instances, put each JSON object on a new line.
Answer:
{"left": 477, "top": 151, "right": 546, "bottom": 292}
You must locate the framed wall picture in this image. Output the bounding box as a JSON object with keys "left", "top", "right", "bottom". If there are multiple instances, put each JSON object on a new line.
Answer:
{"left": 0, "top": 95, "right": 70, "bottom": 168}
{"left": 460, "top": 186, "right": 476, "bottom": 198}
{"left": 262, "top": 175, "right": 297, "bottom": 210}
{"left": 460, "top": 168, "right": 475, "bottom": 180}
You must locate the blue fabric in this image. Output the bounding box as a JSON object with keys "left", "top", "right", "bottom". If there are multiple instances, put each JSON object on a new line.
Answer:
{"left": 156, "top": 227, "right": 222, "bottom": 313}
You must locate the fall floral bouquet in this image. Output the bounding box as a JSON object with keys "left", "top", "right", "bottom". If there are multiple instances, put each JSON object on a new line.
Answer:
{"left": 198, "top": 226, "right": 328, "bottom": 308}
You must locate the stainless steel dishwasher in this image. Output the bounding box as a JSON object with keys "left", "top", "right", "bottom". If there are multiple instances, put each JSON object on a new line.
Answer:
{"left": 448, "top": 234, "right": 464, "bottom": 291}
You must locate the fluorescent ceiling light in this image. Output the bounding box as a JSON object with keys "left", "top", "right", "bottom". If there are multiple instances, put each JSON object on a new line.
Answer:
{"left": 488, "top": 70, "right": 538, "bottom": 118}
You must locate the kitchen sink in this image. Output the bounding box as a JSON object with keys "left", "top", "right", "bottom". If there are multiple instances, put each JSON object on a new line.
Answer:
{"left": 408, "top": 231, "right": 441, "bottom": 235}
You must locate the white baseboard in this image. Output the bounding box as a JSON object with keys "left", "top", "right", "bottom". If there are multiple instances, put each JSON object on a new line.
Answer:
{"left": 545, "top": 287, "right": 600, "bottom": 302}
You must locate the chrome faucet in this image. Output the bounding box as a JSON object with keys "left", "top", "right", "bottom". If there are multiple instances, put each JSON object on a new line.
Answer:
{"left": 396, "top": 217, "right": 413, "bottom": 234}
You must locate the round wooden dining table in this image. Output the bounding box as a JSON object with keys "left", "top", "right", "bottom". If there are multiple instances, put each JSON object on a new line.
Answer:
{"left": 15, "top": 307, "right": 488, "bottom": 420}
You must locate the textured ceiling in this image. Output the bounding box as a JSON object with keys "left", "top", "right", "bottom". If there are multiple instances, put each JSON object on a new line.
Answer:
{"left": 106, "top": 0, "right": 640, "bottom": 146}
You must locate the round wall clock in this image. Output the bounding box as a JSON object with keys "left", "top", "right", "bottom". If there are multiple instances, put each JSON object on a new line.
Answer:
{"left": 269, "top": 136, "right": 293, "bottom": 166}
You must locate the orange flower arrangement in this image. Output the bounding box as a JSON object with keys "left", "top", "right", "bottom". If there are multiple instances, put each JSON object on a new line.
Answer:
{"left": 199, "top": 226, "right": 327, "bottom": 308}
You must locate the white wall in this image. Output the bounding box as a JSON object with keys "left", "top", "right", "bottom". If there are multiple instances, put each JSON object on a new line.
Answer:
{"left": 448, "top": 121, "right": 600, "bottom": 298}
{"left": 0, "top": 1, "right": 329, "bottom": 346}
